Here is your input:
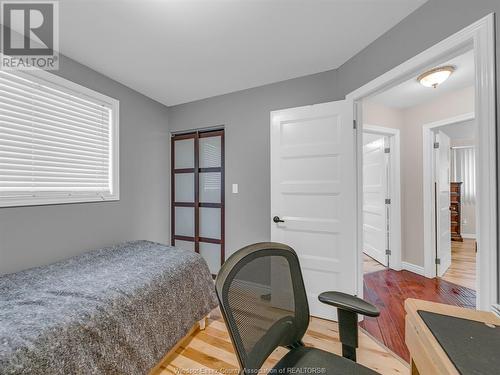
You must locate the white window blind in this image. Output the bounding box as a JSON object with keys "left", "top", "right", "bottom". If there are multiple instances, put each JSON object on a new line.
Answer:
{"left": 0, "top": 70, "right": 119, "bottom": 207}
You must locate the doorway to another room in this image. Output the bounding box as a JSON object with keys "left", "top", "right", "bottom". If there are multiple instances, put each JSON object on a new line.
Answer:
{"left": 424, "top": 114, "right": 477, "bottom": 291}
{"left": 362, "top": 126, "right": 401, "bottom": 275}
{"left": 359, "top": 49, "right": 478, "bottom": 362}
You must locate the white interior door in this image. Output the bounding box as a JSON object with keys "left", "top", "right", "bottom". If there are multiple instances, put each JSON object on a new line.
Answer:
{"left": 270, "top": 100, "right": 355, "bottom": 320}
{"left": 362, "top": 133, "right": 388, "bottom": 266}
{"left": 435, "top": 130, "right": 451, "bottom": 276}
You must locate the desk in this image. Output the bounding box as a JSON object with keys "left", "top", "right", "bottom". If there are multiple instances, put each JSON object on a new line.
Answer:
{"left": 405, "top": 298, "right": 500, "bottom": 374}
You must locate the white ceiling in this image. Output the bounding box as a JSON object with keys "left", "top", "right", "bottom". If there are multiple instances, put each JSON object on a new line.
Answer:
{"left": 369, "top": 49, "right": 475, "bottom": 109}
{"left": 58, "top": 0, "right": 427, "bottom": 106}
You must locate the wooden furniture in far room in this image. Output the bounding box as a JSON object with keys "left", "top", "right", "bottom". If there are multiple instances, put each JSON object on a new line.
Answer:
{"left": 405, "top": 298, "right": 500, "bottom": 375}
{"left": 450, "top": 182, "right": 463, "bottom": 242}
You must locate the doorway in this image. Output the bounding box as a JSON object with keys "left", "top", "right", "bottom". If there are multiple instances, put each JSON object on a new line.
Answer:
{"left": 352, "top": 24, "right": 499, "bottom": 362}
{"left": 347, "top": 14, "right": 497, "bottom": 361}
{"left": 362, "top": 125, "right": 401, "bottom": 274}
{"left": 423, "top": 113, "right": 477, "bottom": 290}
{"left": 348, "top": 14, "right": 496, "bottom": 314}
{"left": 358, "top": 51, "right": 480, "bottom": 361}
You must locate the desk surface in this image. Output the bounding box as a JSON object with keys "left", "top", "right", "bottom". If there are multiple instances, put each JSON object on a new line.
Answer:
{"left": 404, "top": 299, "right": 500, "bottom": 375}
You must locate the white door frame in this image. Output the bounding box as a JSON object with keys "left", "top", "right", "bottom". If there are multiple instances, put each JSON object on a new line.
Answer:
{"left": 363, "top": 125, "right": 402, "bottom": 271}
{"left": 422, "top": 112, "right": 475, "bottom": 279}
{"left": 346, "top": 14, "right": 496, "bottom": 311}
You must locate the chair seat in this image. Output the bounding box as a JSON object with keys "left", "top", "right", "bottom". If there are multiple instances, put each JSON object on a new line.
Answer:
{"left": 270, "top": 347, "right": 379, "bottom": 375}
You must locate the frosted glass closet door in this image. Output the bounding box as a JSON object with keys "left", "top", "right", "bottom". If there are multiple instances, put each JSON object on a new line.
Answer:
{"left": 174, "top": 138, "right": 195, "bottom": 238}
{"left": 171, "top": 130, "right": 225, "bottom": 275}
{"left": 199, "top": 135, "right": 223, "bottom": 274}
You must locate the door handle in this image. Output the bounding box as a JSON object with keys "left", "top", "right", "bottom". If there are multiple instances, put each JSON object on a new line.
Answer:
{"left": 273, "top": 216, "right": 285, "bottom": 223}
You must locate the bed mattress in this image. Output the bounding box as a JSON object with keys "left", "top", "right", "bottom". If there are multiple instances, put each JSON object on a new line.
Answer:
{"left": 0, "top": 240, "right": 218, "bottom": 374}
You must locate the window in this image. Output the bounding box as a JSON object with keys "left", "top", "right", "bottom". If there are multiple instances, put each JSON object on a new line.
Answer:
{"left": 0, "top": 70, "right": 119, "bottom": 207}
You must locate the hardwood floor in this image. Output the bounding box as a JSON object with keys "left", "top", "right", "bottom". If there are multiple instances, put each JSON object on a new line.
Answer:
{"left": 361, "top": 269, "right": 476, "bottom": 363}
{"left": 442, "top": 239, "right": 476, "bottom": 290}
{"left": 153, "top": 309, "right": 409, "bottom": 375}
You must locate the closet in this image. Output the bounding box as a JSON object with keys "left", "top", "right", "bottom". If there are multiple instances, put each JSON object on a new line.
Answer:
{"left": 171, "top": 129, "right": 225, "bottom": 275}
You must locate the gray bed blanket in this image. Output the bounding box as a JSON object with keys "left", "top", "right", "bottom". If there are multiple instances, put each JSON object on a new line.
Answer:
{"left": 0, "top": 240, "right": 218, "bottom": 374}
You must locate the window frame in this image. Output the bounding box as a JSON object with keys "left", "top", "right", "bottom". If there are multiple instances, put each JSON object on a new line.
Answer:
{"left": 0, "top": 69, "right": 120, "bottom": 208}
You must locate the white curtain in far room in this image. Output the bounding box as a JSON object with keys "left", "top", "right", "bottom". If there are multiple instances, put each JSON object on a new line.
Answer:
{"left": 452, "top": 146, "right": 476, "bottom": 204}
{"left": 451, "top": 146, "right": 476, "bottom": 236}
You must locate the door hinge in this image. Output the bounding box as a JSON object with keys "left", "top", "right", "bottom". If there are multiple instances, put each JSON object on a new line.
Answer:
{"left": 386, "top": 249, "right": 392, "bottom": 255}
{"left": 353, "top": 119, "right": 357, "bottom": 129}
{"left": 435, "top": 258, "right": 441, "bottom": 265}
{"left": 384, "top": 147, "right": 391, "bottom": 153}
{"left": 385, "top": 198, "right": 391, "bottom": 205}
{"left": 433, "top": 142, "right": 440, "bottom": 149}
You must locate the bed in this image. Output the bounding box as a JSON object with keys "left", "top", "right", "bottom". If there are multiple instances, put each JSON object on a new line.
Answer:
{"left": 0, "top": 240, "right": 218, "bottom": 374}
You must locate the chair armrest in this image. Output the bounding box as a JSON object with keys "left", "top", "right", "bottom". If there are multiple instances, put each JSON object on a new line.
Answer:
{"left": 318, "top": 291, "right": 380, "bottom": 317}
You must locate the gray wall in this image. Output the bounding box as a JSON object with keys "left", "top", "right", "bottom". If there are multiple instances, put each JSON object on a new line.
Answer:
{"left": 168, "top": 70, "right": 339, "bottom": 258}
{"left": 0, "top": 55, "right": 170, "bottom": 275}
{"left": 168, "top": 0, "right": 499, "bottom": 298}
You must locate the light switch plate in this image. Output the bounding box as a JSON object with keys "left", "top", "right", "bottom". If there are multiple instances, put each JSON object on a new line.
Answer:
{"left": 232, "top": 184, "right": 238, "bottom": 194}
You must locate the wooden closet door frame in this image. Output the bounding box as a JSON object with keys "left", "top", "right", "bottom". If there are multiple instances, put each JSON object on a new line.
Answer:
{"left": 171, "top": 129, "right": 225, "bottom": 270}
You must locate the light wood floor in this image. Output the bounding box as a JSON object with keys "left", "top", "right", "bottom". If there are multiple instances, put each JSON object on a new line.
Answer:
{"left": 442, "top": 239, "right": 476, "bottom": 290}
{"left": 364, "top": 239, "right": 476, "bottom": 289}
{"left": 364, "top": 254, "right": 386, "bottom": 274}
{"left": 153, "top": 309, "right": 409, "bottom": 375}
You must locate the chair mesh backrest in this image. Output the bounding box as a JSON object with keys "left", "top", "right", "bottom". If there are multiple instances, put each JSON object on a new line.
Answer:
{"left": 215, "top": 243, "right": 310, "bottom": 373}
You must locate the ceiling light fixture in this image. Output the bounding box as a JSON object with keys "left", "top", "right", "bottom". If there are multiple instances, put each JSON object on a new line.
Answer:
{"left": 417, "top": 65, "right": 455, "bottom": 88}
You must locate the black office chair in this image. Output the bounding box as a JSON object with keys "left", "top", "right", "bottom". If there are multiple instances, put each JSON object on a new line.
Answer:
{"left": 215, "top": 242, "right": 381, "bottom": 375}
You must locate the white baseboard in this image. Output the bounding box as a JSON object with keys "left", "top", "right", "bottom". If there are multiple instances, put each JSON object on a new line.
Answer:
{"left": 462, "top": 233, "right": 476, "bottom": 239}
{"left": 402, "top": 261, "right": 426, "bottom": 276}
{"left": 492, "top": 304, "right": 500, "bottom": 317}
